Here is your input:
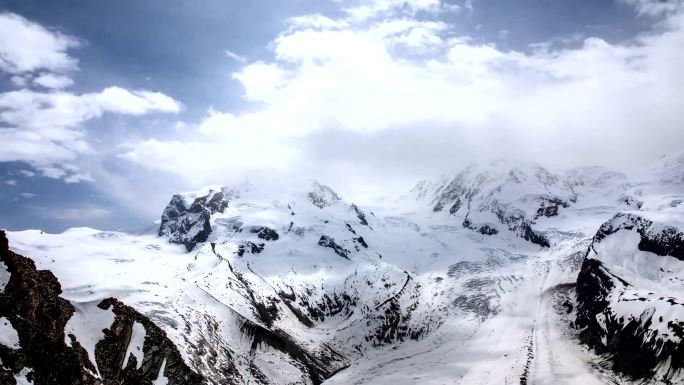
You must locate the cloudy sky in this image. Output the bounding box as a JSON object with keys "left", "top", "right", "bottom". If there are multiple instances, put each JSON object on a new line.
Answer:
{"left": 0, "top": 0, "right": 682, "bottom": 232}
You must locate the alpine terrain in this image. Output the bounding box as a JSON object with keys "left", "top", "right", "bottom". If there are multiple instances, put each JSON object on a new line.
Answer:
{"left": 1, "top": 152, "right": 683, "bottom": 385}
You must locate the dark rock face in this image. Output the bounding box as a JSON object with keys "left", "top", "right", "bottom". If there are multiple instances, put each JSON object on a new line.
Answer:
{"left": 298, "top": 292, "right": 355, "bottom": 323}
{"left": 368, "top": 273, "right": 428, "bottom": 346}
{"left": 354, "top": 236, "right": 368, "bottom": 248}
{"left": 317, "top": 235, "right": 351, "bottom": 260}
{"left": 0, "top": 230, "right": 97, "bottom": 385}
{"left": 462, "top": 218, "right": 499, "bottom": 236}
{"left": 492, "top": 208, "right": 550, "bottom": 248}
{"left": 0, "top": 231, "right": 204, "bottom": 385}
{"left": 534, "top": 196, "right": 569, "bottom": 219}
{"left": 239, "top": 320, "right": 343, "bottom": 385}
{"left": 351, "top": 204, "right": 369, "bottom": 227}
{"left": 235, "top": 241, "right": 265, "bottom": 257}
{"left": 95, "top": 298, "right": 204, "bottom": 385}
{"left": 575, "top": 214, "right": 684, "bottom": 381}
{"left": 249, "top": 226, "right": 279, "bottom": 241}
{"left": 159, "top": 188, "right": 233, "bottom": 251}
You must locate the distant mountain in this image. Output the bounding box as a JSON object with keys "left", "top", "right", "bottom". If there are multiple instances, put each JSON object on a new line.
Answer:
{"left": 2, "top": 158, "right": 683, "bottom": 384}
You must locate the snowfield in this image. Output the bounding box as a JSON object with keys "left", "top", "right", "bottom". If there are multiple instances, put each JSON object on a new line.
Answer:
{"left": 2, "top": 152, "right": 684, "bottom": 384}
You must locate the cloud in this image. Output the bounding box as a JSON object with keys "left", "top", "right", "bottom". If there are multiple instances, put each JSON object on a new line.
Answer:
{"left": 32, "top": 73, "right": 74, "bottom": 89}
{"left": 0, "top": 87, "right": 181, "bottom": 169}
{"left": 118, "top": 0, "right": 684, "bottom": 200}
{"left": 0, "top": 12, "right": 79, "bottom": 74}
{"left": 0, "top": 12, "right": 182, "bottom": 184}
{"left": 121, "top": 110, "right": 299, "bottom": 186}
{"left": 341, "top": 0, "right": 457, "bottom": 22}
{"left": 620, "top": 0, "right": 683, "bottom": 16}
{"left": 225, "top": 49, "right": 247, "bottom": 63}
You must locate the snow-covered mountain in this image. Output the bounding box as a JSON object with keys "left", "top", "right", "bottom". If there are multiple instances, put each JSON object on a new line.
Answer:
{"left": 1, "top": 157, "right": 683, "bottom": 385}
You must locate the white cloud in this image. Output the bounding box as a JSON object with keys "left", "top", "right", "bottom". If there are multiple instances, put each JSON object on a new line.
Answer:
{"left": 231, "top": 62, "right": 288, "bottom": 102}
{"left": 225, "top": 49, "right": 247, "bottom": 63}
{"left": 287, "top": 14, "right": 350, "bottom": 30}
{"left": 120, "top": 0, "right": 684, "bottom": 196}
{"left": 38, "top": 167, "right": 67, "bottom": 179}
{"left": 0, "top": 12, "right": 79, "bottom": 74}
{"left": 32, "top": 73, "right": 74, "bottom": 89}
{"left": 620, "top": 0, "right": 684, "bottom": 16}
{"left": 121, "top": 110, "right": 299, "bottom": 186}
{"left": 94, "top": 87, "right": 181, "bottom": 115}
{"left": 0, "top": 87, "right": 181, "bottom": 171}
{"left": 64, "top": 173, "right": 94, "bottom": 183}
{"left": 343, "top": 0, "right": 447, "bottom": 21}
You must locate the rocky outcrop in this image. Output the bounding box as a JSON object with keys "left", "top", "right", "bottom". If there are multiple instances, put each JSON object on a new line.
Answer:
{"left": 308, "top": 181, "right": 341, "bottom": 209}
{"left": 575, "top": 214, "right": 684, "bottom": 381}
{"left": 249, "top": 226, "right": 279, "bottom": 241}
{"left": 159, "top": 188, "right": 233, "bottom": 251}
{"left": 317, "top": 235, "right": 350, "bottom": 260}
{"left": 0, "top": 230, "right": 204, "bottom": 385}
{"left": 94, "top": 298, "right": 204, "bottom": 385}
{"left": 351, "top": 204, "right": 370, "bottom": 227}
{"left": 0, "top": 230, "right": 96, "bottom": 385}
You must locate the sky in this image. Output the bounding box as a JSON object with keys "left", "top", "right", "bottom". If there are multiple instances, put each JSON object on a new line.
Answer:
{"left": 0, "top": 0, "right": 682, "bottom": 232}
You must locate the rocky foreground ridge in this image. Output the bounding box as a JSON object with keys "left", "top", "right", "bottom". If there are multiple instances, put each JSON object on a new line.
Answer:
{"left": 0, "top": 230, "right": 204, "bottom": 385}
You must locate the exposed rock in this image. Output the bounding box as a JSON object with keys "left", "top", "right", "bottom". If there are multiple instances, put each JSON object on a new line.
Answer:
{"left": 0, "top": 230, "right": 204, "bottom": 385}
{"left": 576, "top": 214, "right": 684, "bottom": 381}
{"left": 239, "top": 320, "right": 342, "bottom": 385}
{"left": 249, "top": 226, "right": 280, "bottom": 241}
{"left": 592, "top": 213, "right": 683, "bottom": 261}
{"left": 351, "top": 204, "right": 369, "bottom": 226}
{"left": 492, "top": 207, "right": 550, "bottom": 248}
{"left": 317, "top": 236, "right": 350, "bottom": 260}
{"left": 159, "top": 187, "right": 233, "bottom": 251}
{"left": 462, "top": 218, "right": 499, "bottom": 236}
{"left": 95, "top": 298, "right": 204, "bottom": 385}
{"left": 354, "top": 236, "right": 368, "bottom": 248}
{"left": 534, "top": 196, "right": 569, "bottom": 219}
{"left": 236, "top": 241, "right": 265, "bottom": 257}
{"left": 0, "top": 230, "right": 97, "bottom": 385}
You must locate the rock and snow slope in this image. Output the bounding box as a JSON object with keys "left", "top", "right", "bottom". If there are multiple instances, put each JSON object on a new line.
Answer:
{"left": 1, "top": 156, "right": 683, "bottom": 385}
{"left": 576, "top": 213, "right": 684, "bottom": 382}
{"left": 0, "top": 231, "right": 203, "bottom": 385}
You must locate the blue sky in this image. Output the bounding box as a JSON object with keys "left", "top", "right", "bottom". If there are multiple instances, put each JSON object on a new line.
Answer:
{"left": 1, "top": 0, "right": 682, "bottom": 232}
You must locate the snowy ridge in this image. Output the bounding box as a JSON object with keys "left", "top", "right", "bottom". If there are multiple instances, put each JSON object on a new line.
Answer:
{"left": 410, "top": 162, "right": 643, "bottom": 248}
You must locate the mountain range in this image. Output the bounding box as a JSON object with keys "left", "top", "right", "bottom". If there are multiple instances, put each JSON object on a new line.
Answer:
{"left": 1, "top": 152, "right": 683, "bottom": 385}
